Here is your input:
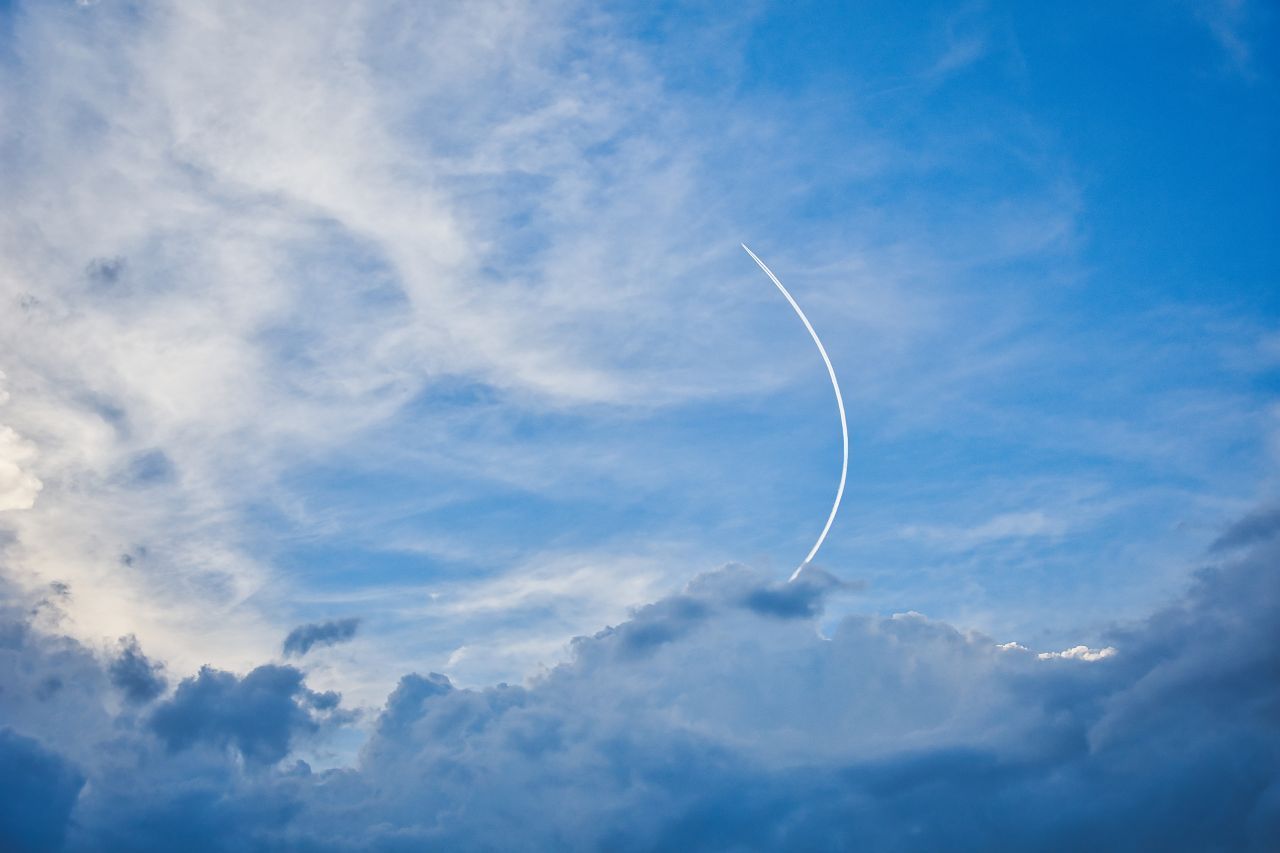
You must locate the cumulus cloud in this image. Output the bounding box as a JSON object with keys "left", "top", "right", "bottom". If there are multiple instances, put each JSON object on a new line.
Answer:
{"left": 149, "top": 664, "right": 336, "bottom": 765}
{"left": 1036, "top": 644, "right": 1117, "bottom": 661}
{"left": 0, "top": 511, "right": 1276, "bottom": 850}
{"left": 295, "top": 536, "right": 1280, "bottom": 850}
{"left": 282, "top": 618, "right": 360, "bottom": 658}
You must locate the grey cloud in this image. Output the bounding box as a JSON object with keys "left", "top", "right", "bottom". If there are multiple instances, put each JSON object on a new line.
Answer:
{"left": 0, "top": 728, "right": 84, "bottom": 853}
{"left": 109, "top": 634, "right": 166, "bottom": 704}
{"left": 282, "top": 618, "right": 360, "bottom": 658}
{"left": 0, "top": 583, "right": 330, "bottom": 849}
{"left": 1209, "top": 505, "right": 1280, "bottom": 553}
{"left": 741, "top": 566, "right": 851, "bottom": 619}
{"left": 148, "top": 664, "right": 324, "bottom": 765}
{"left": 367, "top": 671, "right": 456, "bottom": 746}
{"left": 126, "top": 450, "right": 176, "bottom": 486}
{"left": 34, "top": 676, "right": 62, "bottom": 701}
{"left": 0, "top": 582, "right": 115, "bottom": 749}
{"left": 0, "top": 517, "right": 1275, "bottom": 849}
{"left": 590, "top": 595, "right": 710, "bottom": 659}
{"left": 333, "top": 537, "right": 1278, "bottom": 850}
{"left": 306, "top": 689, "right": 342, "bottom": 712}
{"left": 85, "top": 256, "right": 126, "bottom": 286}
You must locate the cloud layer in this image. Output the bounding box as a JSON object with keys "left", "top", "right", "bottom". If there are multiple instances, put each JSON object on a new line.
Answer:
{"left": 1, "top": 514, "right": 1276, "bottom": 850}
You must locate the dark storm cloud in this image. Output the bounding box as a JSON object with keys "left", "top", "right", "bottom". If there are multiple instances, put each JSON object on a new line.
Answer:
{"left": 282, "top": 617, "right": 360, "bottom": 657}
{"left": 0, "top": 514, "right": 1276, "bottom": 850}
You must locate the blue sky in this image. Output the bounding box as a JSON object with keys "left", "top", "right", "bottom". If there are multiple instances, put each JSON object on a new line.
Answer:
{"left": 0, "top": 0, "right": 1277, "bottom": 849}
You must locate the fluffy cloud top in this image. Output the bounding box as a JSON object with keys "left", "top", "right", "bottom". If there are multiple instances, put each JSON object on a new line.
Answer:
{"left": 0, "top": 513, "right": 1276, "bottom": 850}
{"left": 149, "top": 664, "right": 339, "bottom": 765}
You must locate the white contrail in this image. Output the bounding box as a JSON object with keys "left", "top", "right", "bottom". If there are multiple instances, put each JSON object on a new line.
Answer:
{"left": 741, "top": 244, "right": 848, "bottom": 582}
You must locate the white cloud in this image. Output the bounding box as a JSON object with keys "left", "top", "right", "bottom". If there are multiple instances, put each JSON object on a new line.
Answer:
{"left": 1037, "top": 644, "right": 1117, "bottom": 662}
{"left": 899, "top": 509, "right": 1067, "bottom": 549}
{"left": 7, "top": 0, "right": 926, "bottom": 692}
{"left": 0, "top": 425, "right": 42, "bottom": 512}
{"left": 1, "top": 0, "right": 692, "bottom": 680}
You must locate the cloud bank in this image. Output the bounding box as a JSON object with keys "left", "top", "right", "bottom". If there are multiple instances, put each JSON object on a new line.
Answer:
{"left": 1, "top": 514, "right": 1276, "bottom": 850}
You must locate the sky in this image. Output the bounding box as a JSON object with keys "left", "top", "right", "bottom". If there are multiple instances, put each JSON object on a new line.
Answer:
{"left": 0, "top": 0, "right": 1277, "bottom": 849}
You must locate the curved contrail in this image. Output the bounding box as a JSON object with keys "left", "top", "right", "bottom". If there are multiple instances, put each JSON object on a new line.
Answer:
{"left": 741, "top": 244, "right": 848, "bottom": 582}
